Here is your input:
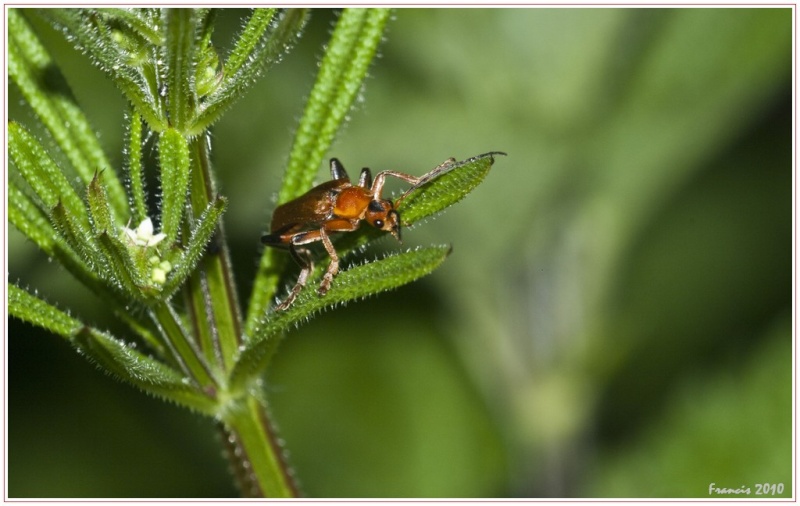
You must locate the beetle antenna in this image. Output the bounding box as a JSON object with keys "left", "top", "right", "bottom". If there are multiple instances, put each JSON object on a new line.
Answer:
{"left": 395, "top": 152, "right": 506, "bottom": 207}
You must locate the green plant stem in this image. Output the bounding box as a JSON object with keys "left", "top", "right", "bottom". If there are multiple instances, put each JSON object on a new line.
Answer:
{"left": 184, "top": 135, "right": 242, "bottom": 374}
{"left": 180, "top": 137, "right": 295, "bottom": 499}
{"left": 149, "top": 301, "right": 217, "bottom": 388}
{"left": 220, "top": 395, "right": 298, "bottom": 498}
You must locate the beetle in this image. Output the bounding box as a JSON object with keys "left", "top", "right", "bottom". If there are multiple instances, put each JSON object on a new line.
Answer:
{"left": 261, "top": 156, "right": 458, "bottom": 311}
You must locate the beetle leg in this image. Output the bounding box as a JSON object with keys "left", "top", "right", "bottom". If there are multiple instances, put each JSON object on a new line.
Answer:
{"left": 371, "top": 170, "right": 421, "bottom": 199}
{"left": 273, "top": 218, "right": 359, "bottom": 309}
{"left": 391, "top": 158, "right": 460, "bottom": 207}
{"left": 370, "top": 158, "right": 454, "bottom": 199}
{"left": 317, "top": 227, "right": 339, "bottom": 295}
{"left": 422, "top": 157, "right": 458, "bottom": 184}
{"left": 275, "top": 241, "right": 314, "bottom": 311}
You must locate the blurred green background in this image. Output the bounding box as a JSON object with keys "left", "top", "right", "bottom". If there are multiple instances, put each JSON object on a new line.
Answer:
{"left": 8, "top": 8, "right": 792, "bottom": 498}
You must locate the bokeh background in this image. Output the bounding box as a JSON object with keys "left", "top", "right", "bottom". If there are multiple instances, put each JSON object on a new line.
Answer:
{"left": 8, "top": 8, "right": 792, "bottom": 498}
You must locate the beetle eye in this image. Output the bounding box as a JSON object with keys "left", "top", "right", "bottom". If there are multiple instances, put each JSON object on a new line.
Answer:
{"left": 374, "top": 219, "right": 384, "bottom": 228}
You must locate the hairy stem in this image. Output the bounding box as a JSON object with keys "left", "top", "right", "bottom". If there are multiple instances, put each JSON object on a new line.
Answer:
{"left": 219, "top": 396, "right": 298, "bottom": 498}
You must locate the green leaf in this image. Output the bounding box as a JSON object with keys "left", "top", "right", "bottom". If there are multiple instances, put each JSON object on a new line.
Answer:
{"left": 232, "top": 245, "right": 450, "bottom": 391}
{"left": 191, "top": 8, "right": 308, "bottom": 134}
{"left": 180, "top": 136, "right": 244, "bottom": 374}
{"left": 87, "top": 171, "right": 115, "bottom": 234}
{"left": 10, "top": 181, "right": 141, "bottom": 314}
{"left": 9, "top": 282, "right": 80, "bottom": 337}
{"left": 245, "top": 8, "right": 391, "bottom": 335}
{"left": 161, "top": 196, "right": 228, "bottom": 297}
{"left": 8, "top": 183, "right": 56, "bottom": 255}
{"left": 158, "top": 128, "right": 191, "bottom": 246}
{"left": 8, "top": 9, "right": 129, "bottom": 219}
{"left": 96, "top": 231, "right": 150, "bottom": 298}
{"left": 10, "top": 183, "right": 111, "bottom": 297}
{"left": 115, "top": 310, "right": 169, "bottom": 362}
{"left": 8, "top": 284, "right": 217, "bottom": 414}
{"left": 99, "top": 8, "right": 163, "bottom": 46}
{"left": 149, "top": 302, "right": 219, "bottom": 389}
{"left": 49, "top": 201, "right": 105, "bottom": 277}
{"left": 163, "top": 9, "right": 197, "bottom": 131}
{"left": 125, "top": 109, "right": 149, "bottom": 224}
{"left": 44, "top": 9, "right": 166, "bottom": 130}
{"left": 224, "top": 8, "right": 277, "bottom": 78}
{"left": 9, "top": 122, "right": 89, "bottom": 226}
{"left": 396, "top": 151, "right": 506, "bottom": 226}
{"left": 319, "top": 152, "right": 506, "bottom": 269}
{"left": 194, "top": 10, "right": 221, "bottom": 99}
{"left": 73, "top": 326, "right": 218, "bottom": 414}
{"left": 278, "top": 8, "right": 391, "bottom": 205}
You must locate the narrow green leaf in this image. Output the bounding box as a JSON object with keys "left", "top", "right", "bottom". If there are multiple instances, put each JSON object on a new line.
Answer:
{"left": 87, "top": 171, "right": 115, "bottom": 234}
{"left": 9, "top": 283, "right": 79, "bottom": 337}
{"left": 329, "top": 152, "right": 507, "bottom": 262}
{"left": 149, "top": 302, "right": 219, "bottom": 389}
{"left": 9, "top": 122, "right": 89, "bottom": 225}
{"left": 8, "top": 9, "right": 129, "bottom": 219}
{"left": 196, "top": 9, "right": 217, "bottom": 49}
{"left": 163, "top": 9, "right": 197, "bottom": 131}
{"left": 50, "top": 201, "right": 106, "bottom": 278}
{"left": 278, "top": 8, "right": 391, "bottom": 204}
{"left": 125, "top": 109, "right": 149, "bottom": 224}
{"left": 224, "top": 8, "right": 277, "bottom": 77}
{"left": 73, "top": 326, "right": 218, "bottom": 414}
{"left": 194, "top": 10, "right": 221, "bottom": 99}
{"left": 158, "top": 128, "right": 191, "bottom": 245}
{"left": 183, "top": 271, "right": 218, "bottom": 376}
{"left": 11, "top": 180, "right": 145, "bottom": 314}
{"left": 10, "top": 127, "right": 109, "bottom": 285}
{"left": 96, "top": 231, "right": 151, "bottom": 298}
{"left": 98, "top": 8, "right": 164, "bottom": 46}
{"left": 232, "top": 245, "right": 450, "bottom": 390}
{"left": 9, "top": 284, "right": 216, "bottom": 414}
{"left": 396, "top": 151, "right": 506, "bottom": 226}
{"left": 10, "top": 183, "right": 110, "bottom": 296}
{"left": 43, "top": 9, "right": 165, "bottom": 130}
{"left": 9, "top": 183, "right": 56, "bottom": 255}
{"left": 191, "top": 8, "right": 308, "bottom": 134}
{"left": 161, "top": 196, "right": 228, "bottom": 297}
{"left": 115, "top": 310, "right": 169, "bottom": 362}
{"left": 181, "top": 136, "right": 243, "bottom": 374}
{"left": 12, "top": 183, "right": 165, "bottom": 356}
{"left": 245, "top": 8, "right": 390, "bottom": 335}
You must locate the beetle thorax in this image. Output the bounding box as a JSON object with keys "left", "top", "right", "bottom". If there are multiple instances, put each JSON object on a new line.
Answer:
{"left": 333, "top": 186, "right": 372, "bottom": 220}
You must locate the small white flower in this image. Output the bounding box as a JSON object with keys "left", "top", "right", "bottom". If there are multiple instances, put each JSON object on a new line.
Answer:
{"left": 121, "top": 217, "right": 167, "bottom": 248}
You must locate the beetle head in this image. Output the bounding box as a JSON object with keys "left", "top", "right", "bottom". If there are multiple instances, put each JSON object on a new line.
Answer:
{"left": 366, "top": 199, "right": 401, "bottom": 242}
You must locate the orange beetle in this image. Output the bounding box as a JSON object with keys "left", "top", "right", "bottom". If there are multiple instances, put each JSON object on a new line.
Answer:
{"left": 262, "top": 156, "right": 456, "bottom": 310}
